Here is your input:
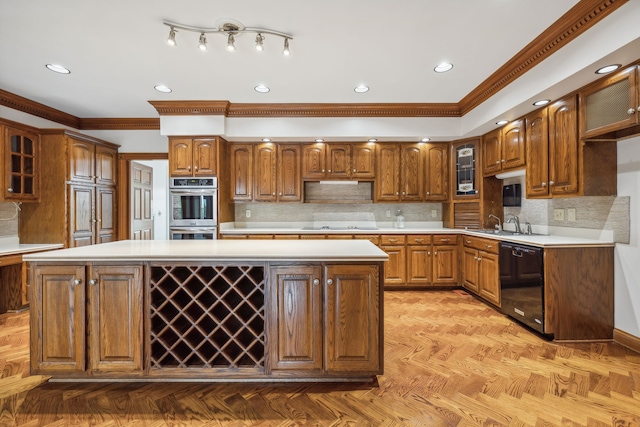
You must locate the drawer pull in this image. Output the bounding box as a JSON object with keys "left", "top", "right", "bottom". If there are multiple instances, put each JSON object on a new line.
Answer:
{"left": 440, "top": 238, "right": 450, "bottom": 242}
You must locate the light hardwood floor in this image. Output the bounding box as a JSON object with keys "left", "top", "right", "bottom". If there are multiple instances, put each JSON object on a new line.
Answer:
{"left": 1, "top": 290, "right": 639, "bottom": 426}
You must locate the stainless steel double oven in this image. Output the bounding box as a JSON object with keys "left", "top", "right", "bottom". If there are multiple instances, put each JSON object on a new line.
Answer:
{"left": 169, "top": 177, "right": 217, "bottom": 240}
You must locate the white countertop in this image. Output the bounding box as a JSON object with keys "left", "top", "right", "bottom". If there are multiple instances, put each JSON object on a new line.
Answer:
{"left": 0, "top": 239, "right": 64, "bottom": 257}
{"left": 23, "top": 239, "right": 389, "bottom": 262}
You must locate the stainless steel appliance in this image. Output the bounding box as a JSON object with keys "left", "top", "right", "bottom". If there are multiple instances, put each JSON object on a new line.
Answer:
{"left": 169, "top": 177, "right": 217, "bottom": 239}
{"left": 499, "top": 242, "right": 547, "bottom": 336}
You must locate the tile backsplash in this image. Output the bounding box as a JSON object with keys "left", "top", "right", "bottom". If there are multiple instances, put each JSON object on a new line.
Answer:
{"left": 0, "top": 202, "right": 19, "bottom": 237}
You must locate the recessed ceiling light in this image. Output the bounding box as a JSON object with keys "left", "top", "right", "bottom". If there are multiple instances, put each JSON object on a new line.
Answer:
{"left": 533, "top": 99, "right": 551, "bottom": 106}
{"left": 420, "top": 137, "right": 431, "bottom": 142}
{"left": 262, "top": 138, "right": 271, "bottom": 142}
{"left": 255, "top": 84, "right": 270, "bottom": 93}
{"left": 154, "top": 85, "right": 172, "bottom": 93}
{"left": 496, "top": 120, "right": 508, "bottom": 126}
{"left": 368, "top": 138, "right": 377, "bottom": 143}
{"left": 315, "top": 138, "right": 324, "bottom": 143}
{"left": 45, "top": 64, "right": 70, "bottom": 74}
{"left": 434, "top": 63, "right": 453, "bottom": 73}
{"left": 354, "top": 85, "right": 369, "bottom": 93}
{"left": 595, "top": 64, "right": 621, "bottom": 74}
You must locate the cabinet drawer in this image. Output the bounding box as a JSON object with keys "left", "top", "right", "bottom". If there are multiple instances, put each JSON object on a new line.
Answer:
{"left": 380, "top": 235, "right": 406, "bottom": 245}
{"left": 463, "top": 236, "right": 498, "bottom": 254}
{"left": 407, "top": 235, "right": 431, "bottom": 245}
{"left": 354, "top": 234, "right": 380, "bottom": 245}
{"left": 0, "top": 254, "right": 23, "bottom": 266}
{"left": 432, "top": 234, "right": 457, "bottom": 245}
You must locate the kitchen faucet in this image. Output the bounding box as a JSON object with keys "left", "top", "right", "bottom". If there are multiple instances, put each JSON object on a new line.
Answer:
{"left": 488, "top": 214, "right": 502, "bottom": 231}
{"left": 505, "top": 214, "right": 522, "bottom": 234}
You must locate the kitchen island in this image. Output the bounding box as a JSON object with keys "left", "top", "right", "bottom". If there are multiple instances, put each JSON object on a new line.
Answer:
{"left": 25, "top": 240, "right": 388, "bottom": 382}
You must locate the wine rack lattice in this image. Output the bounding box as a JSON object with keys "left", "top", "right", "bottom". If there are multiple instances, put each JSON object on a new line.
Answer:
{"left": 149, "top": 264, "right": 265, "bottom": 369}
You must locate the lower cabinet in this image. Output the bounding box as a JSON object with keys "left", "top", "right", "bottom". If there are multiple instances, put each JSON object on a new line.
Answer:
{"left": 30, "top": 264, "right": 143, "bottom": 376}
{"left": 461, "top": 236, "right": 500, "bottom": 306}
{"left": 269, "top": 264, "right": 381, "bottom": 376}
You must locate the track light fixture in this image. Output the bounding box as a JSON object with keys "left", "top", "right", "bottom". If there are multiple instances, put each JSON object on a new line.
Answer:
{"left": 163, "top": 20, "right": 293, "bottom": 55}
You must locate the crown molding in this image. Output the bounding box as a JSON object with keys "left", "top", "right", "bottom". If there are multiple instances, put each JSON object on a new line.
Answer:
{"left": 1, "top": 0, "right": 628, "bottom": 128}
{"left": 459, "top": 0, "right": 628, "bottom": 114}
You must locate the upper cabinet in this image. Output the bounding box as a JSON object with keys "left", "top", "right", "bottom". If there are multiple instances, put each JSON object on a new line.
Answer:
{"left": 375, "top": 143, "right": 423, "bottom": 202}
{"left": 424, "top": 143, "right": 449, "bottom": 201}
{"left": 0, "top": 121, "right": 40, "bottom": 202}
{"left": 169, "top": 137, "right": 217, "bottom": 177}
{"left": 451, "top": 139, "right": 479, "bottom": 200}
{"left": 580, "top": 65, "right": 639, "bottom": 139}
{"left": 482, "top": 119, "right": 526, "bottom": 176}
{"left": 301, "top": 142, "right": 375, "bottom": 180}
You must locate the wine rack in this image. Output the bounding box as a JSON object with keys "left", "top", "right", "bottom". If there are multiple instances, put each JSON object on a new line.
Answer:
{"left": 149, "top": 264, "right": 265, "bottom": 370}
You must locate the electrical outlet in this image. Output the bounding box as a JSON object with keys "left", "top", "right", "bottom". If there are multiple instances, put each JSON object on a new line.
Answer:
{"left": 553, "top": 208, "right": 564, "bottom": 221}
{"left": 567, "top": 208, "right": 576, "bottom": 222}
{"left": 245, "top": 209, "right": 251, "bottom": 218}
{"left": 386, "top": 210, "right": 391, "bottom": 218}
{"left": 431, "top": 209, "right": 438, "bottom": 218}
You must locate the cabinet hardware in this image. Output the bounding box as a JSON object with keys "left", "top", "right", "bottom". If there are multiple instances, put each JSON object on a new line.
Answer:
{"left": 73, "top": 279, "right": 81, "bottom": 285}
{"left": 628, "top": 108, "right": 636, "bottom": 114}
{"left": 187, "top": 166, "right": 191, "bottom": 170}
{"left": 542, "top": 182, "right": 547, "bottom": 187}
{"left": 313, "top": 279, "right": 319, "bottom": 286}
{"left": 549, "top": 180, "right": 555, "bottom": 185}
{"left": 7, "top": 188, "right": 13, "bottom": 193}
{"left": 89, "top": 279, "right": 97, "bottom": 286}
{"left": 326, "top": 278, "right": 333, "bottom": 285}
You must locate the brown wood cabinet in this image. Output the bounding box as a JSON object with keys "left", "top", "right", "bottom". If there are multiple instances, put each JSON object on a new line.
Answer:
{"left": 169, "top": 137, "right": 217, "bottom": 177}
{"left": 461, "top": 236, "right": 500, "bottom": 306}
{"left": 432, "top": 234, "right": 458, "bottom": 285}
{"left": 30, "top": 264, "right": 143, "bottom": 376}
{"left": 425, "top": 143, "right": 449, "bottom": 201}
{"left": 406, "top": 235, "right": 431, "bottom": 286}
{"left": 482, "top": 119, "right": 525, "bottom": 176}
{"left": 301, "top": 142, "right": 375, "bottom": 180}
{"left": 0, "top": 120, "right": 40, "bottom": 202}
{"left": 230, "top": 143, "right": 253, "bottom": 201}
{"left": 525, "top": 96, "right": 617, "bottom": 198}
{"left": 375, "top": 143, "right": 424, "bottom": 202}
{"left": 20, "top": 130, "right": 118, "bottom": 247}
{"left": 269, "top": 263, "right": 380, "bottom": 375}
{"left": 580, "top": 65, "right": 639, "bottom": 139}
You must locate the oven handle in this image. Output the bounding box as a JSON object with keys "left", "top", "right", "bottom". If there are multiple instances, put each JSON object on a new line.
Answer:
{"left": 170, "top": 190, "right": 217, "bottom": 194}
{"left": 170, "top": 227, "right": 217, "bottom": 232}
{"left": 512, "top": 250, "right": 523, "bottom": 257}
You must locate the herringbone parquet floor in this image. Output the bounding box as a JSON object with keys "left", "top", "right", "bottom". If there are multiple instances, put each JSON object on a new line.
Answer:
{"left": 1, "top": 290, "right": 639, "bottom": 426}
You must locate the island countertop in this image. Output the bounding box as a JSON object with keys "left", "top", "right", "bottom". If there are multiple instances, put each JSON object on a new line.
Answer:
{"left": 23, "top": 239, "right": 389, "bottom": 262}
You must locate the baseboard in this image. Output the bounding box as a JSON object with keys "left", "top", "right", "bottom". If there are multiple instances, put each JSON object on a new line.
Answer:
{"left": 614, "top": 328, "right": 640, "bottom": 353}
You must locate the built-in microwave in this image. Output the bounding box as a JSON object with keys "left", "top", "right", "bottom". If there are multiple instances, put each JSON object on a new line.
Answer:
{"left": 169, "top": 177, "right": 217, "bottom": 227}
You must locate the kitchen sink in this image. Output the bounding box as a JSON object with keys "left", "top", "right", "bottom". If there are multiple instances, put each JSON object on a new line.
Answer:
{"left": 302, "top": 226, "right": 379, "bottom": 231}
{"left": 472, "top": 229, "right": 545, "bottom": 236}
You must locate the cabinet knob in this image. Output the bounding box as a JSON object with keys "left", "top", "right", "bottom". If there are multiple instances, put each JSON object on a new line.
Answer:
{"left": 477, "top": 257, "right": 482, "bottom": 262}
{"left": 272, "top": 192, "right": 276, "bottom": 196}
{"left": 89, "top": 279, "right": 97, "bottom": 286}
{"left": 395, "top": 192, "right": 399, "bottom": 195}
{"left": 434, "top": 251, "right": 438, "bottom": 255}
{"left": 328, "top": 169, "right": 332, "bottom": 173}
{"left": 322, "top": 169, "right": 325, "bottom": 172}
{"left": 628, "top": 108, "right": 636, "bottom": 115}
{"left": 428, "top": 251, "right": 431, "bottom": 255}
{"left": 278, "top": 192, "right": 282, "bottom": 196}
{"left": 7, "top": 188, "right": 13, "bottom": 193}
{"left": 501, "top": 159, "right": 505, "bottom": 163}
{"left": 313, "top": 279, "right": 319, "bottom": 286}
{"left": 326, "top": 278, "right": 333, "bottom": 285}
{"left": 426, "top": 191, "right": 430, "bottom": 195}
{"left": 541, "top": 182, "right": 547, "bottom": 187}
{"left": 353, "top": 169, "right": 356, "bottom": 172}
{"left": 549, "top": 180, "right": 555, "bottom": 185}
{"left": 73, "top": 279, "right": 81, "bottom": 285}
{"left": 495, "top": 161, "right": 500, "bottom": 164}
{"left": 187, "top": 165, "right": 191, "bottom": 171}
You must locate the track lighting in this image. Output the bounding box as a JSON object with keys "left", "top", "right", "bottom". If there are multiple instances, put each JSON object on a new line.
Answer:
{"left": 226, "top": 33, "right": 236, "bottom": 52}
{"left": 255, "top": 33, "right": 264, "bottom": 51}
{"left": 198, "top": 33, "right": 207, "bottom": 51}
{"left": 163, "top": 20, "right": 293, "bottom": 56}
{"left": 166, "top": 26, "right": 177, "bottom": 46}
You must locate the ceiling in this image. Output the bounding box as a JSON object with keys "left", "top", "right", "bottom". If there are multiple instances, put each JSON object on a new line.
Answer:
{"left": 1, "top": 0, "right": 640, "bottom": 142}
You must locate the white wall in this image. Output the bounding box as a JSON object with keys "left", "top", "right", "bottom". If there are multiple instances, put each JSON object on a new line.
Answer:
{"left": 615, "top": 135, "right": 640, "bottom": 337}
{"left": 137, "top": 160, "right": 169, "bottom": 240}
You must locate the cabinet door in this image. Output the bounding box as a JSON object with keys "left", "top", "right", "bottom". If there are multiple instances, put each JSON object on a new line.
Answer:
{"left": 69, "top": 138, "right": 96, "bottom": 184}
{"left": 425, "top": 143, "right": 448, "bottom": 201}
{"left": 30, "top": 264, "right": 86, "bottom": 374}
{"left": 479, "top": 251, "right": 500, "bottom": 307}
{"left": 326, "top": 144, "right": 351, "bottom": 178}
{"left": 452, "top": 139, "right": 480, "bottom": 199}
{"left": 302, "top": 143, "right": 326, "bottom": 179}
{"left": 375, "top": 144, "right": 400, "bottom": 201}
{"left": 69, "top": 184, "right": 95, "bottom": 247}
{"left": 277, "top": 144, "right": 302, "bottom": 202}
{"left": 381, "top": 244, "right": 406, "bottom": 285}
{"left": 230, "top": 144, "right": 253, "bottom": 201}
{"left": 193, "top": 138, "right": 217, "bottom": 176}
{"left": 324, "top": 264, "right": 380, "bottom": 373}
{"left": 95, "top": 145, "right": 117, "bottom": 186}
{"left": 253, "top": 143, "right": 277, "bottom": 202}
{"left": 462, "top": 247, "right": 479, "bottom": 294}
{"left": 548, "top": 96, "right": 579, "bottom": 196}
{"left": 433, "top": 245, "right": 458, "bottom": 286}
{"left": 482, "top": 128, "right": 502, "bottom": 176}
{"left": 269, "top": 265, "right": 322, "bottom": 371}
{"left": 169, "top": 138, "right": 194, "bottom": 177}
{"left": 400, "top": 143, "right": 424, "bottom": 201}
{"left": 88, "top": 265, "right": 143, "bottom": 374}
{"left": 580, "top": 65, "right": 639, "bottom": 138}
{"left": 407, "top": 245, "right": 431, "bottom": 285}
{"left": 351, "top": 143, "right": 375, "bottom": 179}
{"left": 96, "top": 185, "right": 116, "bottom": 244}
{"left": 501, "top": 119, "right": 526, "bottom": 170}
{"left": 3, "top": 126, "right": 39, "bottom": 201}
{"left": 525, "top": 108, "right": 550, "bottom": 198}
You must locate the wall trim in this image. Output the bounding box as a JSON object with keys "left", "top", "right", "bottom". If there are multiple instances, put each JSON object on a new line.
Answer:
{"left": 0, "top": 0, "right": 628, "bottom": 128}
{"left": 614, "top": 328, "right": 640, "bottom": 353}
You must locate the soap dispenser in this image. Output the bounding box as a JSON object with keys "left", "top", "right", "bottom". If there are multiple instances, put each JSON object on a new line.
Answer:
{"left": 394, "top": 210, "right": 405, "bottom": 229}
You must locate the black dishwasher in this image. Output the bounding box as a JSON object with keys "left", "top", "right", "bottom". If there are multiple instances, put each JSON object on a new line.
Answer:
{"left": 499, "top": 242, "right": 546, "bottom": 335}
